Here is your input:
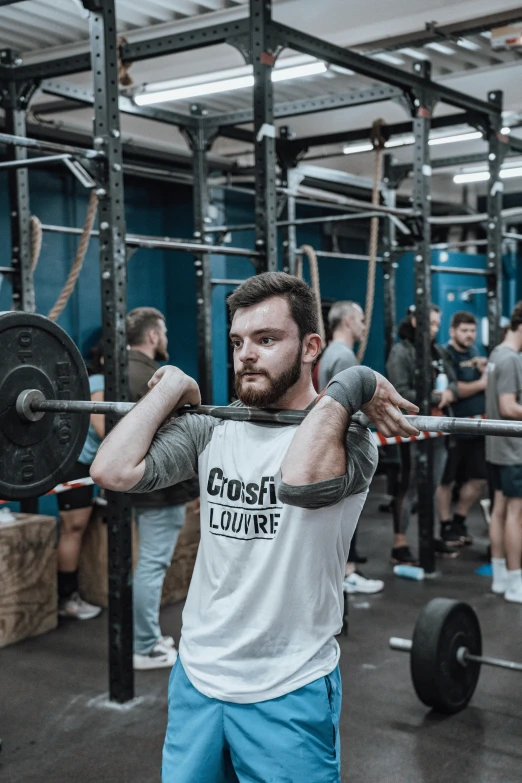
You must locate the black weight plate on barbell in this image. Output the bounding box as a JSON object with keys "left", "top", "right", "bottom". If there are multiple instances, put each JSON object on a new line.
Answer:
{"left": 0, "top": 312, "right": 90, "bottom": 500}
{"left": 410, "top": 598, "right": 482, "bottom": 714}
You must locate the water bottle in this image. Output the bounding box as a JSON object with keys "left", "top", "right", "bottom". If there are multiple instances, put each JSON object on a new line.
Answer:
{"left": 435, "top": 372, "right": 448, "bottom": 392}
{"left": 393, "top": 564, "right": 425, "bottom": 581}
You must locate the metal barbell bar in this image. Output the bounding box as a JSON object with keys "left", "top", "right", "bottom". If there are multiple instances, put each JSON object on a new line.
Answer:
{"left": 389, "top": 637, "right": 522, "bottom": 673}
{"left": 15, "top": 389, "right": 522, "bottom": 438}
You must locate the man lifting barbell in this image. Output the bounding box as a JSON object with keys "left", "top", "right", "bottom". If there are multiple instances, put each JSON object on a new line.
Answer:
{"left": 90, "top": 271, "right": 419, "bottom": 783}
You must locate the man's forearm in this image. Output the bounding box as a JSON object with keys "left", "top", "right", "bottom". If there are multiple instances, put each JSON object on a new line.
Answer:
{"left": 457, "top": 380, "right": 484, "bottom": 399}
{"left": 91, "top": 380, "right": 186, "bottom": 489}
{"left": 280, "top": 397, "right": 349, "bottom": 485}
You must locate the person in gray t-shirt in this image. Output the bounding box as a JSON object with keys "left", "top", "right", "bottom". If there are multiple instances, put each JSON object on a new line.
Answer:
{"left": 318, "top": 300, "right": 363, "bottom": 391}
{"left": 485, "top": 301, "right": 522, "bottom": 604}
{"left": 318, "top": 301, "right": 384, "bottom": 595}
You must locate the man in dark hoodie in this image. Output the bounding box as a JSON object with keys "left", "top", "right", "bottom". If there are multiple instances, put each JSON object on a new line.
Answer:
{"left": 386, "top": 305, "right": 459, "bottom": 564}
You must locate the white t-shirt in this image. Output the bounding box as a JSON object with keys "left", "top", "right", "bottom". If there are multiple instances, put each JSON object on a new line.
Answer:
{"left": 132, "top": 403, "right": 378, "bottom": 703}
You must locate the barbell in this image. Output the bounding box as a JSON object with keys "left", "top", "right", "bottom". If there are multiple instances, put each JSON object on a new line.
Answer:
{"left": 3, "top": 311, "right": 522, "bottom": 500}
{"left": 389, "top": 598, "right": 522, "bottom": 714}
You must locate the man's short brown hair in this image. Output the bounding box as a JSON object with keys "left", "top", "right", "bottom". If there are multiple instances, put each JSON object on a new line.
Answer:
{"left": 126, "top": 307, "right": 165, "bottom": 346}
{"left": 227, "top": 272, "right": 319, "bottom": 340}
{"left": 509, "top": 301, "right": 522, "bottom": 332}
{"left": 451, "top": 311, "right": 477, "bottom": 329}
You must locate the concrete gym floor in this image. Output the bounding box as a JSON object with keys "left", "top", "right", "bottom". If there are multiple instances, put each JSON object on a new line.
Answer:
{"left": 1, "top": 475, "right": 521, "bottom": 783}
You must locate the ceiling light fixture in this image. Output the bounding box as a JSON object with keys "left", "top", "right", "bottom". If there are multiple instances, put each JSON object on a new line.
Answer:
{"left": 456, "top": 38, "right": 482, "bottom": 51}
{"left": 428, "top": 130, "right": 483, "bottom": 146}
{"left": 342, "top": 129, "right": 482, "bottom": 155}
{"left": 501, "top": 126, "right": 511, "bottom": 135}
{"left": 134, "top": 60, "right": 327, "bottom": 105}
{"left": 453, "top": 166, "right": 522, "bottom": 184}
{"left": 399, "top": 47, "right": 430, "bottom": 60}
{"left": 373, "top": 52, "right": 406, "bottom": 65}
{"left": 425, "top": 41, "right": 455, "bottom": 55}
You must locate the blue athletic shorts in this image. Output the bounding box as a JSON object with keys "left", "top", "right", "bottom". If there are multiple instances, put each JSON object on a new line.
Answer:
{"left": 161, "top": 658, "right": 342, "bottom": 783}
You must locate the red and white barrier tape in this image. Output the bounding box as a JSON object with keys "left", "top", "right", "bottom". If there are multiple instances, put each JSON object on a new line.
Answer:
{"left": 0, "top": 476, "right": 94, "bottom": 504}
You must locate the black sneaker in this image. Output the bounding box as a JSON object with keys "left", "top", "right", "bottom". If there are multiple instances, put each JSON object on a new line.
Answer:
{"left": 454, "top": 521, "right": 473, "bottom": 546}
{"left": 433, "top": 538, "right": 460, "bottom": 559}
{"left": 391, "top": 546, "right": 419, "bottom": 566}
{"left": 440, "top": 523, "right": 464, "bottom": 547}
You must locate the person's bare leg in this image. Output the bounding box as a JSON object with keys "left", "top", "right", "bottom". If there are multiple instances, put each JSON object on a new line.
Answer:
{"left": 504, "top": 498, "right": 522, "bottom": 571}
{"left": 57, "top": 507, "right": 93, "bottom": 572}
{"left": 455, "top": 479, "right": 486, "bottom": 517}
{"left": 489, "top": 491, "right": 507, "bottom": 559}
{"left": 504, "top": 497, "right": 522, "bottom": 602}
{"left": 490, "top": 490, "right": 508, "bottom": 595}
{"left": 436, "top": 483, "right": 452, "bottom": 523}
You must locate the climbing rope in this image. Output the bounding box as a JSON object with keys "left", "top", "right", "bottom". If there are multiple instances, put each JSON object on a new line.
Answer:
{"left": 296, "top": 244, "right": 326, "bottom": 348}
{"left": 30, "top": 215, "right": 43, "bottom": 272}
{"left": 47, "top": 190, "right": 99, "bottom": 322}
{"left": 356, "top": 119, "right": 387, "bottom": 363}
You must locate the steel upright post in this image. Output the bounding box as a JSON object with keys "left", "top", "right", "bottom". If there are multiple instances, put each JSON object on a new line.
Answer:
{"left": 382, "top": 155, "right": 397, "bottom": 361}
{"left": 411, "top": 62, "right": 435, "bottom": 574}
{"left": 486, "top": 91, "right": 506, "bottom": 352}
{"left": 83, "top": 0, "right": 133, "bottom": 703}
{"left": 250, "top": 0, "right": 278, "bottom": 272}
{"left": 185, "top": 110, "right": 214, "bottom": 404}
{"left": 0, "top": 50, "right": 36, "bottom": 312}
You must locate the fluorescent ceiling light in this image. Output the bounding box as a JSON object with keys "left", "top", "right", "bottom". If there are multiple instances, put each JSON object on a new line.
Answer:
{"left": 453, "top": 171, "right": 490, "bottom": 183}
{"left": 272, "top": 61, "right": 327, "bottom": 82}
{"left": 135, "top": 75, "right": 254, "bottom": 104}
{"left": 134, "top": 59, "right": 326, "bottom": 105}
{"left": 329, "top": 64, "right": 356, "bottom": 76}
{"left": 343, "top": 143, "right": 373, "bottom": 155}
{"left": 343, "top": 129, "right": 482, "bottom": 155}
{"left": 501, "top": 126, "right": 511, "bottom": 134}
{"left": 456, "top": 38, "right": 482, "bottom": 51}
{"left": 429, "top": 130, "right": 482, "bottom": 146}
{"left": 373, "top": 52, "right": 405, "bottom": 65}
{"left": 399, "top": 47, "right": 430, "bottom": 60}
{"left": 500, "top": 166, "right": 522, "bottom": 179}
{"left": 453, "top": 166, "right": 522, "bottom": 184}
{"left": 385, "top": 134, "right": 415, "bottom": 148}
{"left": 425, "top": 42, "right": 455, "bottom": 55}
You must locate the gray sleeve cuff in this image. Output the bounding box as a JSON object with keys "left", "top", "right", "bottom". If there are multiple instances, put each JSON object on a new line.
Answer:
{"left": 275, "top": 470, "right": 349, "bottom": 509}
{"left": 324, "top": 366, "right": 377, "bottom": 415}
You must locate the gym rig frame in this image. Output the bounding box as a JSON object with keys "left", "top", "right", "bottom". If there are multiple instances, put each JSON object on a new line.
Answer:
{"left": 1, "top": 0, "right": 522, "bottom": 701}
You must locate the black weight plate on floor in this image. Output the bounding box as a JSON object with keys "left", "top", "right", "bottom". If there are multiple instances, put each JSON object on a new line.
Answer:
{"left": 0, "top": 312, "right": 90, "bottom": 500}
{"left": 410, "top": 598, "right": 482, "bottom": 714}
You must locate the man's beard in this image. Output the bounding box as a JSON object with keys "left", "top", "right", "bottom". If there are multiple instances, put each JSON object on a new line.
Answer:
{"left": 455, "top": 338, "right": 472, "bottom": 351}
{"left": 155, "top": 344, "right": 169, "bottom": 362}
{"left": 235, "top": 344, "right": 303, "bottom": 407}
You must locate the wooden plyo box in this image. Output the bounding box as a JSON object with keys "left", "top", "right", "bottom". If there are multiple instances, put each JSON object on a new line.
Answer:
{"left": 78, "top": 500, "right": 200, "bottom": 608}
{"left": 0, "top": 514, "right": 57, "bottom": 648}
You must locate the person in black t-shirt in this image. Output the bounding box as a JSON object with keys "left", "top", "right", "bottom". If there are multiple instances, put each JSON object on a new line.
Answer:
{"left": 437, "top": 311, "right": 488, "bottom": 546}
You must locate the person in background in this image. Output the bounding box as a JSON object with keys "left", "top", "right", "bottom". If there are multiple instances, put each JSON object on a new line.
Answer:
{"left": 57, "top": 341, "right": 104, "bottom": 620}
{"left": 318, "top": 300, "right": 383, "bottom": 594}
{"left": 386, "top": 305, "right": 459, "bottom": 564}
{"left": 485, "top": 301, "right": 522, "bottom": 603}
{"left": 126, "top": 307, "right": 200, "bottom": 670}
{"left": 437, "top": 311, "right": 487, "bottom": 547}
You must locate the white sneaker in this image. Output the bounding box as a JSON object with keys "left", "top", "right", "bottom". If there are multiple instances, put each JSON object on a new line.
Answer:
{"left": 58, "top": 592, "right": 102, "bottom": 620}
{"left": 504, "top": 583, "right": 522, "bottom": 603}
{"left": 133, "top": 641, "right": 178, "bottom": 670}
{"left": 161, "top": 635, "right": 175, "bottom": 648}
{"left": 343, "top": 572, "right": 384, "bottom": 594}
{"left": 491, "top": 578, "right": 507, "bottom": 595}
